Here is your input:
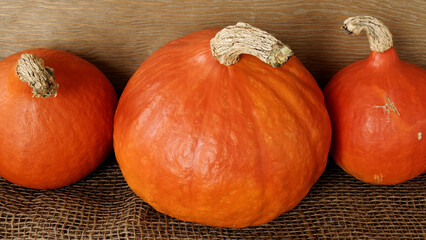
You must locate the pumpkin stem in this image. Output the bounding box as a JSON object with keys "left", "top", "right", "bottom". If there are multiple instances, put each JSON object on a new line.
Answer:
{"left": 342, "top": 16, "right": 393, "bottom": 53}
{"left": 16, "top": 53, "right": 58, "bottom": 98}
{"left": 210, "top": 22, "right": 293, "bottom": 67}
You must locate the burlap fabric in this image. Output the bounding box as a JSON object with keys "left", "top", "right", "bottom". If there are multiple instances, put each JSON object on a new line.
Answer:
{"left": 1, "top": 154, "right": 424, "bottom": 239}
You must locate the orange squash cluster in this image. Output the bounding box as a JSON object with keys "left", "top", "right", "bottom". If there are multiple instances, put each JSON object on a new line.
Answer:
{"left": 0, "top": 16, "right": 424, "bottom": 228}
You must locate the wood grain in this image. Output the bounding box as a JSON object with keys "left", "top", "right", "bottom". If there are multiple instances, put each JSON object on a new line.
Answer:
{"left": 0, "top": 0, "right": 424, "bottom": 92}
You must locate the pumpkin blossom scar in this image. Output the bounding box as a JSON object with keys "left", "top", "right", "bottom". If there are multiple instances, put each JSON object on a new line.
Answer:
{"left": 372, "top": 96, "right": 400, "bottom": 122}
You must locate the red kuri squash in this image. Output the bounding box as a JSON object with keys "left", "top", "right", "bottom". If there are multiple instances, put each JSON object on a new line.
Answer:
{"left": 324, "top": 16, "right": 426, "bottom": 184}
{"left": 0, "top": 48, "right": 117, "bottom": 189}
{"left": 114, "top": 23, "right": 331, "bottom": 228}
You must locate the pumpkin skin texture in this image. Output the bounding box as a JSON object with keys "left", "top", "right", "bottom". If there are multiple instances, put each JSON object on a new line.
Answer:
{"left": 0, "top": 48, "right": 118, "bottom": 189}
{"left": 324, "top": 17, "right": 426, "bottom": 185}
{"left": 114, "top": 27, "right": 331, "bottom": 228}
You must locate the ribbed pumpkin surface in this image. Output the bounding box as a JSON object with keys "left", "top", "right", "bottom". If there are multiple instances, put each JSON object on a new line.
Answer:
{"left": 114, "top": 29, "right": 331, "bottom": 228}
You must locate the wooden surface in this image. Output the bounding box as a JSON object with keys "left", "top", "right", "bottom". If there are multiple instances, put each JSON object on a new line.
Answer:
{"left": 0, "top": 0, "right": 424, "bottom": 92}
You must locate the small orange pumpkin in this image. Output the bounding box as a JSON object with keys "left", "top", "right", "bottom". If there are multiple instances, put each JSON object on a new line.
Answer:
{"left": 114, "top": 23, "right": 331, "bottom": 228}
{"left": 0, "top": 48, "right": 117, "bottom": 189}
{"left": 324, "top": 16, "right": 426, "bottom": 184}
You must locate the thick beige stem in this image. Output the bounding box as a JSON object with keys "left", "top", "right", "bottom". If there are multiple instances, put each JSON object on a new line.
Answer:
{"left": 342, "top": 16, "right": 393, "bottom": 53}
{"left": 210, "top": 22, "right": 293, "bottom": 67}
{"left": 16, "top": 54, "right": 58, "bottom": 98}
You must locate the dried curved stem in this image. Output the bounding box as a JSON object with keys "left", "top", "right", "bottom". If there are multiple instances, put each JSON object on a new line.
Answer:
{"left": 210, "top": 22, "right": 293, "bottom": 67}
{"left": 16, "top": 54, "right": 58, "bottom": 98}
{"left": 342, "top": 16, "right": 393, "bottom": 53}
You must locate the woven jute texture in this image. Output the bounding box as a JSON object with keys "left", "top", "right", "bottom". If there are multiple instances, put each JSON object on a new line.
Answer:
{"left": 0, "top": 155, "right": 424, "bottom": 239}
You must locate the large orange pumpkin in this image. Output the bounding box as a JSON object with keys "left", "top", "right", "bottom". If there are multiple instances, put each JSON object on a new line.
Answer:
{"left": 324, "top": 16, "right": 426, "bottom": 184}
{"left": 0, "top": 48, "right": 117, "bottom": 189}
{"left": 114, "top": 23, "right": 331, "bottom": 228}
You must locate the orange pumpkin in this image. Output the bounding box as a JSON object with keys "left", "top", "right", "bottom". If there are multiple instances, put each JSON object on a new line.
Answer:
{"left": 114, "top": 23, "right": 331, "bottom": 228}
{"left": 324, "top": 16, "right": 426, "bottom": 184}
{"left": 0, "top": 48, "right": 117, "bottom": 189}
